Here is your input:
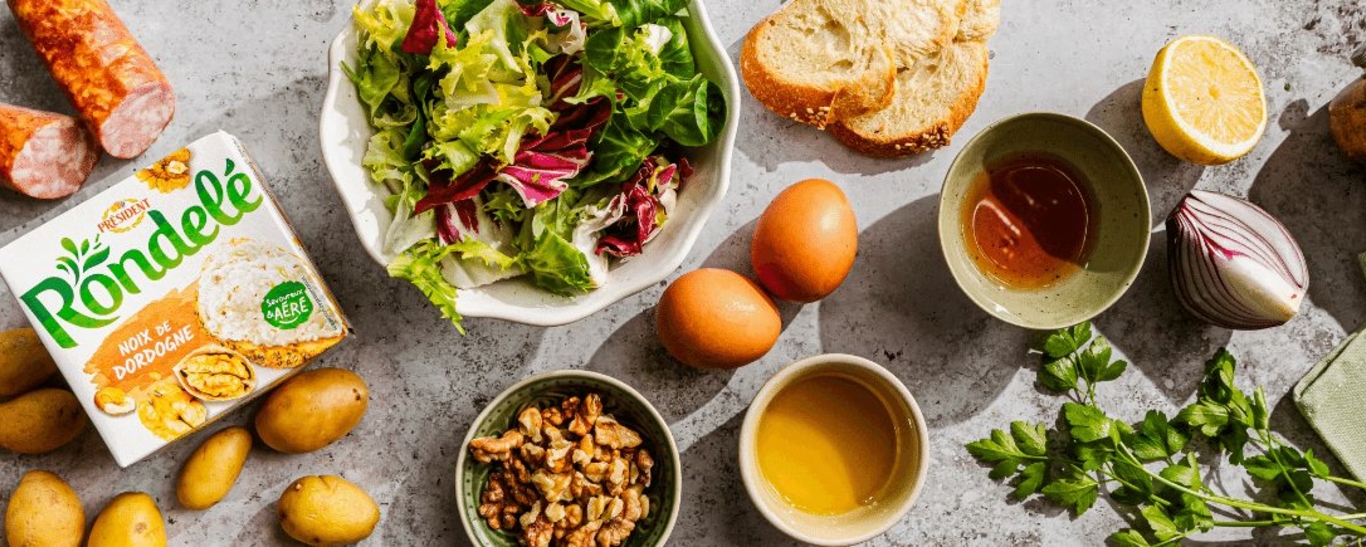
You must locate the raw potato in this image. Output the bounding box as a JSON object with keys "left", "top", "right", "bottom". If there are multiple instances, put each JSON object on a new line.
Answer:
{"left": 255, "top": 368, "right": 368, "bottom": 453}
{"left": 0, "top": 388, "right": 87, "bottom": 454}
{"left": 177, "top": 426, "right": 252, "bottom": 510}
{"left": 0, "top": 328, "right": 57, "bottom": 398}
{"left": 278, "top": 475, "right": 380, "bottom": 546}
{"left": 88, "top": 492, "right": 166, "bottom": 547}
{"left": 5, "top": 470, "right": 84, "bottom": 547}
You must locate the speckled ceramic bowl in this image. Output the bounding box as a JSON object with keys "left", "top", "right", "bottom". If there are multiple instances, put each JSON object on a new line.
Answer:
{"left": 321, "top": 0, "right": 739, "bottom": 327}
{"left": 938, "top": 112, "right": 1151, "bottom": 329}
{"left": 455, "top": 370, "right": 680, "bottom": 546}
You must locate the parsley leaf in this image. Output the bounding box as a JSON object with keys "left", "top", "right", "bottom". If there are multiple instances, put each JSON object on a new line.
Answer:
{"left": 1041, "top": 470, "right": 1098, "bottom": 515}
{"left": 1063, "top": 402, "right": 1112, "bottom": 443}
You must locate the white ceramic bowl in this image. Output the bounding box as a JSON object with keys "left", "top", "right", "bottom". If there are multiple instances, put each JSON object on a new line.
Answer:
{"left": 739, "top": 354, "right": 930, "bottom": 546}
{"left": 319, "top": 1, "right": 740, "bottom": 326}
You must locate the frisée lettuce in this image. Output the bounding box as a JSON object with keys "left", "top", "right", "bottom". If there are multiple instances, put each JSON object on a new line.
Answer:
{"left": 346, "top": 0, "right": 724, "bottom": 331}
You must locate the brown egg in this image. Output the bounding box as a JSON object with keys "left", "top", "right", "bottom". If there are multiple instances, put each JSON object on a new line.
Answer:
{"left": 751, "top": 179, "right": 858, "bottom": 303}
{"left": 656, "top": 269, "right": 781, "bottom": 369}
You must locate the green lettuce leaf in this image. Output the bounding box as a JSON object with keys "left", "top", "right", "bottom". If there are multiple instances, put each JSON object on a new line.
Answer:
{"left": 352, "top": 1, "right": 416, "bottom": 52}
{"left": 608, "top": 0, "right": 688, "bottom": 28}
{"left": 655, "top": 17, "right": 694, "bottom": 78}
{"left": 583, "top": 23, "right": 670, "bottom": 101}
{"left": 389, "top": 240, "right": 465, "bottom": 332}
{"left": 426, "top": 5, "right": 553, "bottom": 163}
{"left": 556, "top": 0, "right": 620, "bottom": 25}
{"left": 465, "top": 0, "right": 531, "bottom": 80}
{"left": 362, "top": 127, "right": 413, "bottom": 191}
{"left": 343, "top": 46, "right": 405, "bottom": 119}
{"left": 520, "top": 189, "right": 597, "bottom": 294}
{"left": 440, "top": 0, "right": 495, "bottom": 29}
{"left": 577, "top": 109, "right": 660, "bottom": 185}
{"left": 645, "top": 73, "right": 724, "bottom": 146}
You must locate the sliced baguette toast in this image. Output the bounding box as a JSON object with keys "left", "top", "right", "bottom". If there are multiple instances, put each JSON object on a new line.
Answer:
{"left": 829, "top": 0, "right": 1000, "bottom": 157}
{"left": 957, "top": 0, "right": 1002, "bottom": 42}
{"left": 741, "top": 0, "right": 962, "bottom": 129}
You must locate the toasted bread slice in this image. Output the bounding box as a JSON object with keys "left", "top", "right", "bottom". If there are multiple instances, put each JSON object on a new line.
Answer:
{"left": 957, "top": 0, "right": 1002, "bottom": 42}
{"left": 829, "top": 41, "right": 990, "bottom": 156}
{"left": 741, "top": 0, "right": 962, "bottom": 129}
{"left": 829, "top": 0, "right": 1000, "bottom": 157}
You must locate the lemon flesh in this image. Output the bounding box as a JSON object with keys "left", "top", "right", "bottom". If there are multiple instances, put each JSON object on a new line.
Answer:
{"left": 1142, "top": 35, "right": 1267, "bottom": 165}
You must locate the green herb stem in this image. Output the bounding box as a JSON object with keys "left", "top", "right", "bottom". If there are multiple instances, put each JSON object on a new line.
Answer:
{"left": 1258, "top": 430, "right": 1315, "bottom": 509}
{"left": 1214, "top": 519, "right": 1278, "bottom": 527}
{"left": 1127, "top": 448, "right": 1366, "bottom": 536}
{"left": 1325, "top": 476, "right": 1366, "bottom": 492}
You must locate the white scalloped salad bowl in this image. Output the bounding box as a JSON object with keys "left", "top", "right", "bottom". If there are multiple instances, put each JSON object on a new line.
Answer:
{"left": 320, "top": 0, "right": 739, "bottom": 327}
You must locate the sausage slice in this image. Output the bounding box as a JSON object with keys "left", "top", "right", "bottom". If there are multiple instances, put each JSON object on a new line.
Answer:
{"left": 8, "top": 0, "right": 176, "bottom": 159}
{"left": 0, "top": 103, "right": 99, "bottom": 199}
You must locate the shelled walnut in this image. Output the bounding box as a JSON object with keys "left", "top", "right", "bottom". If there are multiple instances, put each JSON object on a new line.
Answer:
{"left": 470, "top": 393, "right": 655, "bottom": 547}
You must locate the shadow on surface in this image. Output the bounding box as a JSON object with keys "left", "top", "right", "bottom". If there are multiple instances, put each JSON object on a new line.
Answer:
{"left": 1085, "top": 78, "right": 1205, "bottom": 227}
{"left": 817, "top": 195, "right": 1026, "bottom": 427}
{"left": 1249, "top": 101, "right": 1366, "bottom": 334}
{"left": 1095, "top": 232, "right": 1232, "bottom": 402}
{"left": 724, "top": 36, "right": 940, "bottom": 177}
{"left": 585, "top": 307, "right": 735, "bottom": 423}
{"left": 699, "top": 216, "right": 803, "bottom": 325}
{"left": 673, "top": 412, "right": 797, "bottom": 546}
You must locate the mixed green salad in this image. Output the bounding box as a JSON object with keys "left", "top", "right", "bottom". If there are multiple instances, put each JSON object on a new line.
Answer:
{"left": 346, "top": 0, "right": 726, "bottom": 330}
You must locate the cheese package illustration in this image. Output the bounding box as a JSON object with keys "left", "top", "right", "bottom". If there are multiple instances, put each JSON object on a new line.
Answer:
{"left": 0, "top": 132, "right": 351, "bottom": 467}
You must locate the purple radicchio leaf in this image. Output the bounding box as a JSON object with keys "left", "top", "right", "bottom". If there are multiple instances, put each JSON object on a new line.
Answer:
{"left": 401, "top": 0, "right": 458, "bottom": 55}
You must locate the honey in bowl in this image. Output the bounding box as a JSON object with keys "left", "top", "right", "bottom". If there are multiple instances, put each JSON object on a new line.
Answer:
{"left": 756, "top": 373, "right": 901, "bottom": 516}
{"left": 961, "top": 154, "right": 1099, "bottom": 289}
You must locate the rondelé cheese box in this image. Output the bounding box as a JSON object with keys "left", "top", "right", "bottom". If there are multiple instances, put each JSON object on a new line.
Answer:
{"left": 0, "top": 132, "right": 351, "bottom": 467}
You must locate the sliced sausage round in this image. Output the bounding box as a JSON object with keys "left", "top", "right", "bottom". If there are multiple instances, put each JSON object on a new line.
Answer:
{"left": 0, "top": 103, "right": 99, "bottom": 199}
{"left": 8, "top": 0, "right": 175, "bottom": 159}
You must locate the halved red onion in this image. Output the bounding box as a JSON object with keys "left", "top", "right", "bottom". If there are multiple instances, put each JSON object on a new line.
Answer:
{"left": 1167, "top": 190, "right": 1308, "bottom": 330}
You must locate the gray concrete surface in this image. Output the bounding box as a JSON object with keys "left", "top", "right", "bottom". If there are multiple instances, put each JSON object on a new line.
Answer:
{"left": 1, "top": 0, "right": 1365, "bottom": 545}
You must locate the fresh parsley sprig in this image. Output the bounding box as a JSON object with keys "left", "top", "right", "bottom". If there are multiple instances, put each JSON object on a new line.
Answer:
{"left": 967, "top": 323, "right": 1366, "bottom": 546}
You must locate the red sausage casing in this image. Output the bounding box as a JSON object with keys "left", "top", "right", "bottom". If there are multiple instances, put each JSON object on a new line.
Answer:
{"left": 8, "top": 0, "right": 175, "bottom": 159}
{"left": 0, "top": 104, "right": 99, "bottom": 199}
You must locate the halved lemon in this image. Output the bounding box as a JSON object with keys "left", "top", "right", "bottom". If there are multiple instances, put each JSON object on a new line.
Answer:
{"left": 1142, "top": 35, "right": 1267, "bottom": 165}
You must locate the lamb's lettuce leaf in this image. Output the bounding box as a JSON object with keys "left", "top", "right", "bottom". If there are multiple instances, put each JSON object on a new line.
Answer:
{"left": 655, "top": 17, "right": 693, "bottom": 78}
{"left": 577, "top": 110, "right": 659, "bottom": 186}
{"left": 607, "top": 0, "right": 688, "bottom": 28}
{"left": 646, "top": 73, "right": 723, "bottom": 146}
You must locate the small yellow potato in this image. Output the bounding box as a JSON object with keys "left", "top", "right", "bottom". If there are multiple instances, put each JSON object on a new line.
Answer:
{"left": 88, "top": 492, "right": 166, "bottom": 547}
{"left": 176, "top": 426, "right": 252, "bottom": 510}
{"left": 278, "top": 475, "right": 380, "bottom": 546}
{"left": 255, "top": 368, "right": 368, "bottom": 453}
{"left": 5, "top": 470, "right": 84, "bottom": 547}
{"left": 0, "top": 388, "right": 87, "bottom": 454}
{"left": 0, "top": 328, "right": 57, "bottom": 398}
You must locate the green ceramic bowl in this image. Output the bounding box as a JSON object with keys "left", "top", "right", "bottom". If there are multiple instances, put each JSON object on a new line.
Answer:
{"left": 456, "top": 370, "right": 681, "bottom": 546}
{"left": 938, "top": 112, "right": 1150, "bottom": 329}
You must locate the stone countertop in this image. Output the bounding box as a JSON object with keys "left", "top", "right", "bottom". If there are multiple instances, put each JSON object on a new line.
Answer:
{"left": 1, "top": 0, "right": 1364, "bottom": 545}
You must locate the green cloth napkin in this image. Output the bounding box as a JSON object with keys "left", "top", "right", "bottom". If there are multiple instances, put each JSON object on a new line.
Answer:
{"left": 1291, "top": 253, "right": 1366, "bottom": 480}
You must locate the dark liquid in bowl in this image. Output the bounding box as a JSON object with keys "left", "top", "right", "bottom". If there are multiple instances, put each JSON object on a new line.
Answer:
{"left": 961, "top": 154, "right": 1099, "bottom": 289}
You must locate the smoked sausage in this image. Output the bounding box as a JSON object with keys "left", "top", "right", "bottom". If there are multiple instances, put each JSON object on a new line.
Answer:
{"left": 0, "top": 103, "right": 98, "bottom": 199}
{"left": 7, "top": 0, "right": 175, "bottom": 159}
